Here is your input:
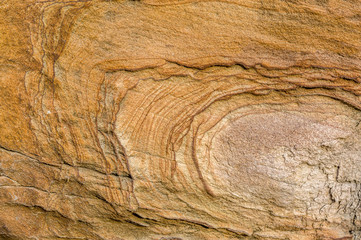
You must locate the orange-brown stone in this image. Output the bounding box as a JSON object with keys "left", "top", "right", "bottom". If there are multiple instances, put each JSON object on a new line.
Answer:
{"left": 0, "top": 0, "right": 360, "bottom": 239}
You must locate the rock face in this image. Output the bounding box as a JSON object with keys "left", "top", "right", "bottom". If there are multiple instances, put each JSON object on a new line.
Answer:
{"left": 0, "top": 0, "right": 361, "bottom": 239}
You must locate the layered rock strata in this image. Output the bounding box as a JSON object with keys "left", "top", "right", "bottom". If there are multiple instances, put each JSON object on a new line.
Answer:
{"left": 0, "top": 0, "right": 361, "bottom": 239}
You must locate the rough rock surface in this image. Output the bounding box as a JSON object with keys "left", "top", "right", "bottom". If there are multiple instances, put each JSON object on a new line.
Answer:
{"left": 0, "top": 0, "right": 361, "bottom": 239}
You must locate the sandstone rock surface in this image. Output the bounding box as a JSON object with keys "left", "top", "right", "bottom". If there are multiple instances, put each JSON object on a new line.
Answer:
{"left": 0, "top": 0, "right": 361, "bottom": 239}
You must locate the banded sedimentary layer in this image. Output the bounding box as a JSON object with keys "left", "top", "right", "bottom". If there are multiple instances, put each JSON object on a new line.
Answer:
{"left": 0, "top": 0, "right": 361, "bottom": 239}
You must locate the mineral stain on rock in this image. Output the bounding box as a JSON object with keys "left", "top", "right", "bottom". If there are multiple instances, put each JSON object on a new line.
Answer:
{"left": 0, "top": 0, "right": 361, "bottom": 239}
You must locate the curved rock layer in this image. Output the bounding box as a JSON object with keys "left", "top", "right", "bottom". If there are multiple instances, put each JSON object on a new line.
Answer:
{"left": 0, "top": 0, "right": 361, "bottom": 239}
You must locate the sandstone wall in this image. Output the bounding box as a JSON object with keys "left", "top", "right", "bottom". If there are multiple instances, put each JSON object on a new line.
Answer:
{"left": 0, "top": 0, "right": 361, "bottom": 239}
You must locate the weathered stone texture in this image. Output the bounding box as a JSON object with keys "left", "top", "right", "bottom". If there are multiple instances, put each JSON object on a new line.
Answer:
{"left": 0, "top": 0, "right": 361, "bottom": 239}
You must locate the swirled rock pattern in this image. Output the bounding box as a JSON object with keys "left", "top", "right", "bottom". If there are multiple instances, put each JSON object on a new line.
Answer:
{"left": 0, "top": 0, "right": 361, "bottom": 239}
